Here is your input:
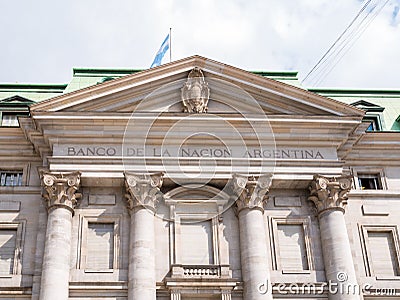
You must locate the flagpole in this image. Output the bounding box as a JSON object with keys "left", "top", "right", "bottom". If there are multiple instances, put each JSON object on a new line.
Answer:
{"left": 169, "top": 28, "right": 172, "bottom": 62}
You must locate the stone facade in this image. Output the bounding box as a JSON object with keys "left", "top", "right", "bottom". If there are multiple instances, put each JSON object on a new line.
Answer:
{"left": 0, "top": 56, "right": 400, "bottom": 299}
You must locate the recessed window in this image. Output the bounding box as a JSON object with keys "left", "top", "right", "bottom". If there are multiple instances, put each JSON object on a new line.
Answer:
{"left": 0, "top": 229, "right": 17, "bottom": 274}
{"left": 86, "top": 223, "right": 114, "bottom": 270}
{"left": 181, "top": 220, "right": 214, "bottom": 265}
{"left": 0, "top": 112, "right": 29, "bottom": 127}
{"left": 363, "top": 116, "right": 382, "bottom": 132}
{"left": 367, "top": 230, "right": 400, "bottom": 276}
{"left": 1, "top": 113, "right": 19, "bottom": 127}
{"left": 350, "top": 100, "right": 384, "bottom": 131}
{"left": 79, "top": 216, "right": 121, "bottom": 271}
{"left": 277, "top": 224, "right": 309, "bottom": 271}
{"left": 0, "top": 172, "right": 23, "bottom": 187}
{"left": 358, "top": 174, "right": 382, "bottom": 190}
{"left": 271, "top": 218, "right": 314, "bottom": 272}
{"left": 0, "top": 222, "right": 24, "bottom": 276}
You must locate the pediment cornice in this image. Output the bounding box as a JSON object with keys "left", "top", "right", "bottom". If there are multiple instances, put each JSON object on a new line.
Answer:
{"left": 29, "top": 56, "right": 365, "bottom": 118}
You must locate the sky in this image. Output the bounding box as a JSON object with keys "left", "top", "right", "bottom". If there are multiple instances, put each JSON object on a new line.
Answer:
{"left": 0, "top": 0, "right": 399, "bottom": 89}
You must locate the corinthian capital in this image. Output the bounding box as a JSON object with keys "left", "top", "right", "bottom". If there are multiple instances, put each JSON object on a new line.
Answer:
{"left": 232, "top": 174, "right": 272, "bottom": 213}
{"left": 39, "top": 170, "right": 82, "bottom": 212}
{"left": 124, "top": 172, "right": 164, "bottom": 212}
{"left": 308, "top": 175, "right": 352, "bottom": 214}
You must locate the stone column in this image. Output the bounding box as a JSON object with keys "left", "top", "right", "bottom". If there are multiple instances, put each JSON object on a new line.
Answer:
{"left": 39, "top": 170, "right": 81, "bottom": 300}
{"left": 170, "top": 289, "right": 181, "bottom": 300}
{"left": 221, "top": 289, "right": 232, "bottom": 300}
{"left": 233, "top": 174, "right": 273, "bottom": 300}
{"left": 309, "top": 175, "right": 362, "bottom": 300}
{"left": 125, "top": 172, "right": 163, "bottom": 300}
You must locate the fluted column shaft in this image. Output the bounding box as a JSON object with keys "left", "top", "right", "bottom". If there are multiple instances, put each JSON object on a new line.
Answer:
{"left": 309, "top": 175, "right": 362, "bottom": 300}
{"left": 39, "top": 170, "right": 81, "bottom": 300}
{"left": 221, "top": 289, "right": 232, "bottom": 300}
{"left": 233, "top": 174, "right": 273, "bottom": 300}
{"left": 170, "top": 289, "right": 181, "bottom": 300}
{"left": 125, "top": 172, "right": 163, "bottom": 300}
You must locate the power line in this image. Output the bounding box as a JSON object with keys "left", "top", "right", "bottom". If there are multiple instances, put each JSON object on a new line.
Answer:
{"left": 313, "top": 0, "right": 389, "bottom": 86}
{"left": 302, "top": 0, "right": 389, "bottom": 86}
{"left": 302, "top": 0, "right": 372, "bottom": 84}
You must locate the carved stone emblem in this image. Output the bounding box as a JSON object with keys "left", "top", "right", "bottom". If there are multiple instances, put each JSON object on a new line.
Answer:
{"left": 181, "top": 67, "right": 210, "bottom": 113}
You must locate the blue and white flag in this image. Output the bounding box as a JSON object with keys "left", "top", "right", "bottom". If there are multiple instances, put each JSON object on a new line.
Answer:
{"left": 150, "top": 34, "right": 170, "bottom": 68}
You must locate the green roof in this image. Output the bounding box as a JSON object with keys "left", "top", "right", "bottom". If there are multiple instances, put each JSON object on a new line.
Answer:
{"left": 0, "top": 67, "right": 399, "bottom": 131}
{"left": 0, "top": 83, "right": 67, "bottom": 102}
{"left": 64, "top": 68, "right": 143, "bottom": 93}
{"left": 310, "top": 88, "right": 400, "bottom": 131}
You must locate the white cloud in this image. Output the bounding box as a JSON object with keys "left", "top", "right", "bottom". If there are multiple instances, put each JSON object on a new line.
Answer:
{"left": 0, "top": 0, "right": 398, "bottom": 88}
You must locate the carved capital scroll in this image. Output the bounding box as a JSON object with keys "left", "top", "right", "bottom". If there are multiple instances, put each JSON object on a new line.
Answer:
{"left": 124, "top": 172, "right": 164, "bottom": 212}
{"left": 308, "top": 174, "right": 352, "bottom": 214}
{"left": 232, "top": 174, "right": 272, "bottom": 213}
{"left": 39, "top": 169, "right": 82, "bottom": 212}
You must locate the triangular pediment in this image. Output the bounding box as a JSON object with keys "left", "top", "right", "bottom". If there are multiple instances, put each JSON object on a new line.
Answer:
{"left": 0, "top": 95, "right": 35, "bottom": 107}
{"left": 30, "top": 56, "right": 364, "bottom": 117}
{"left": 351, "top": 100, "right": 385, "bottom": 112}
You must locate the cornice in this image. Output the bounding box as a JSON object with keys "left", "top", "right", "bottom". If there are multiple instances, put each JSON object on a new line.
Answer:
{"left": 29, "top": 55, "right": 364, "bottom": 117}
{"left": 356, "top": 132, "right": 400, "bottom": 145}
{"left": 18, "top": 117, "right": 50, "bottom": 160}
{"left": 344, "top": 131, "right": 400, "bottom": 162}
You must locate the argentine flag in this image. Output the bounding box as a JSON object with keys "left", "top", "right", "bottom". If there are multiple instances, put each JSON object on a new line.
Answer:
{"left": 150, "top": 34, "right": 170, "bottom": 68}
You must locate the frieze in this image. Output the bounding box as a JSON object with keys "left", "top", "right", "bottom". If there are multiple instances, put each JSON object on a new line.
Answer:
{"left": 54, "top": 145, "right": 337, "bottom": 160}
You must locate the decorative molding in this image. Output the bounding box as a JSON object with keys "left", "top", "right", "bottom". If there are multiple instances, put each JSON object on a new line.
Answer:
{"left": 232, "top": 174, "right": 272, "bottom": 213}
{"left": 39, "top": 169, "right": 82, "bottom": 212}
{"left": 274, "top": 196, "right": 302, "bottom": 207}
{"left": 88, "top": 194, "right": 116, "bottom": 206}
{"left": 124, "top": 172, "right": 163, "bottom": 211}
{"left": 308, "top": 174, "right": 352, "bottom": 214}
{"left": 181, "top": 67, "right": 210, "bottom": 113}
{"left": 362, "top": 204, "right": 389, "bottom": 216}
{"left": 0, "top": 201, "right": 20, "bottom": 212}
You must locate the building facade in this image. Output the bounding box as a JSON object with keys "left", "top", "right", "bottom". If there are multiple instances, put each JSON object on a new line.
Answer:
{"left": 0, "top": 56, "right": 400, "bottom": 299}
